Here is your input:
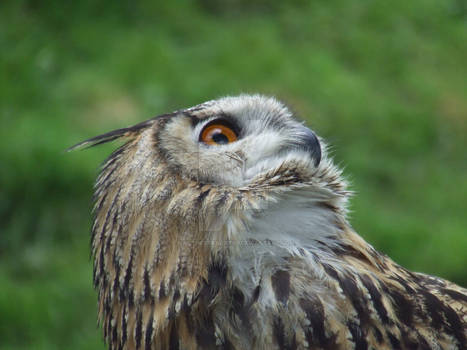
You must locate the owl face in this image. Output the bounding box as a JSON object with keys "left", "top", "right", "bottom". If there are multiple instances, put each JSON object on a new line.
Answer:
{"left": 157, "top": 95, "right": 322, "bottom": 187}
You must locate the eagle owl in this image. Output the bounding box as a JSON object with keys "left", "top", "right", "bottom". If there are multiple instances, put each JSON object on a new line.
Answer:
{"left": 71, "top": 95, "right": 466, "bottom": 350}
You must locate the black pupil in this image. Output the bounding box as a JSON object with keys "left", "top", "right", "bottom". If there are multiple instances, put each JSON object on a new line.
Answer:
{"left": 212, "top": 132, "right": 229, "bottom": 144}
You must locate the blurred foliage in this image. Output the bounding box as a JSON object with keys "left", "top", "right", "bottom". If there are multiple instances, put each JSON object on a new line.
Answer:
{"left": 1, "top": 0, "right": 466, "bottom": 348}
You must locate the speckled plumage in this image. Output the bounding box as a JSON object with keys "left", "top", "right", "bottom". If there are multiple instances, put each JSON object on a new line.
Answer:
{"left": 72, "top": 95, "right": 467, "bottom": 350}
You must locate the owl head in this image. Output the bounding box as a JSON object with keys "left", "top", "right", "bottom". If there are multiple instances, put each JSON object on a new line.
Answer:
{"left": 72, "top": 94, "right": 345, "bottom": 194}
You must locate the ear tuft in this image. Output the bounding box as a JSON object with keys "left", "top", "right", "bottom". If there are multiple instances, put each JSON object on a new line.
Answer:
{"left": 66, "top": 118, "right": 157, "bottom": 152}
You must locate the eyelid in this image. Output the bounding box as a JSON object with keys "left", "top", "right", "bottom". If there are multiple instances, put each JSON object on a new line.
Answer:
{"left": 202, "top": 117, "right": 240, "bottom": 137}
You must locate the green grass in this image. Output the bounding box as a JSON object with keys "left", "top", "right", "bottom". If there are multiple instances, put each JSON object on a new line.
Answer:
{"left": 1, "top": 1, "right": 466, "bottom": 348}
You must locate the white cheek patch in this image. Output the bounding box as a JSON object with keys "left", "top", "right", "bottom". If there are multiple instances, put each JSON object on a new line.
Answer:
{"left": 241, "top": 131, "right": 284, "bottom": 165}
{"left": 242, "top": 150, "right": 314, "bottom": 184}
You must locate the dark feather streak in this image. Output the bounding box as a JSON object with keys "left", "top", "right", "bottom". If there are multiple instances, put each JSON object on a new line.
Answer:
{"left": 347, "top": 321, "right": 368, "bottom": 350}
{"left": 143, "top": 267, "right": 153, "bottom": 304}
{"left": 121, "top": 254, "right": 133, "bottom": 302}
{"left": 144, "top": 313, "right": 154, "bottom": 350}
{"left": 135, "top": 309, "right": 143, "bottom": 349}
{"left": 273, "top": 316, "right": 286, "bottom": 349}
{"left": 338, "top": 274, "right": 370, "bottom": 328}
{"left": 300, "top": 297, "right": 337, "bottom": 349}
{"left": 271, "top": 270, "right": 290, "bottom": 305}
{"left": 383, "top": 285, "right": 414, "bottom": 326}
{"left": 387, "top": 331, "right": 401, "bottom": 349}
{"left": 169, "top": 323, "right": 180, "bottom": 350}
{"left": 442, "top": 288, "right": 467, "bottom": 303}
{"left": 195, "top": 314, "right": 217, "bottom": 348}
{"left": 121, "top": 303, "right": 128, "bottom": 346}
{"left": 421, "top": 289, "right": 466, "bottom": 345}
{"left": 360, "top": 275, "right": 390, "bottom": 325}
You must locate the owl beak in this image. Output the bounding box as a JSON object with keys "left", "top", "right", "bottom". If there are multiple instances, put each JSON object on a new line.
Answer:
{"left": 291, "top": 127, "right": 322, "bottom": 167}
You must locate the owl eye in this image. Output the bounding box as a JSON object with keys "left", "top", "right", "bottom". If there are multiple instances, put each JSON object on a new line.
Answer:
{"left": 199, "top": 120, "right": 238, "bottom": 146}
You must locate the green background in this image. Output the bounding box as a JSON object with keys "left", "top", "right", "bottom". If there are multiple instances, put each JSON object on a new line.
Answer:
{"left": 1, "top": 1, "right": 466, "bottom": 348}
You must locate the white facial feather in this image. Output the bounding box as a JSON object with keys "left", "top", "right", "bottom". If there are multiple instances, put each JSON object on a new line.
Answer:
{"left": 186, "top": 95, "right": 321, "bottom": 188}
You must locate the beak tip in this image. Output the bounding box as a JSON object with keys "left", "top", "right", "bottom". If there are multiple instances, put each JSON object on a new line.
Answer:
{"left": 297, "top": 127, "right": 321, "bottom": 167}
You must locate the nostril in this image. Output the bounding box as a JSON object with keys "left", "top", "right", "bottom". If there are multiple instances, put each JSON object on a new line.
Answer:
{"left": 293, "top": 127, "right": 322, "bottom": 167}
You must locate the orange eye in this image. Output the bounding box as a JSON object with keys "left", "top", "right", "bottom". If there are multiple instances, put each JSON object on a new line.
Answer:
{"left": 200, "top": 122, "right": 238, "bottom": 145}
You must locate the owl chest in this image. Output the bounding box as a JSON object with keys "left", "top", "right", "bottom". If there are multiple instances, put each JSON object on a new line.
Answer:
{"left": 172, "top": 262, "right": 348, "bottom": 350}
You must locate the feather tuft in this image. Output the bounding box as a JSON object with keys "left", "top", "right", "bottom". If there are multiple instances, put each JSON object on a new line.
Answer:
{"left": 66, "top": 119, "right": 157, "bottom": 152}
